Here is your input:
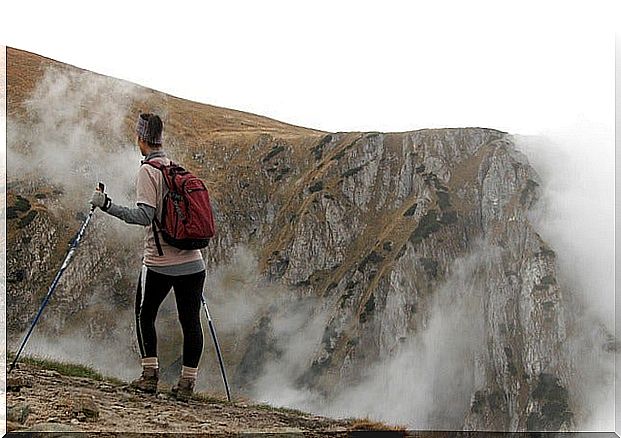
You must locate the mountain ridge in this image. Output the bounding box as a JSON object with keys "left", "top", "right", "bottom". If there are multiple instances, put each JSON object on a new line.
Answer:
{"left": 7, "top": 47, "right": 328, "bottom": 136}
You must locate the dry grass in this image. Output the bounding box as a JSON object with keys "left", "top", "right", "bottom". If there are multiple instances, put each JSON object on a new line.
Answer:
{"left": 346, "top": 416, "right": 408, "bottom": 432}
{"left": 8, "top": 352, "right": 124, "bottom": 385}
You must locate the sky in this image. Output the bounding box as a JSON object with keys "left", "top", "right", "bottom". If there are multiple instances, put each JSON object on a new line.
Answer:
{"left": 0, "top": 0, "right": 617, "bottom": 135}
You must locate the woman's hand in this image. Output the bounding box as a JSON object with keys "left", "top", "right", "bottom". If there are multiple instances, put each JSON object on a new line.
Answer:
{"left": 90, "top": 188, "right": 112, "bottom": 211}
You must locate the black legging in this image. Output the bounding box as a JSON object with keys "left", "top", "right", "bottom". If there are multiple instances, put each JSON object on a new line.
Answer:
{"left": 135, "top": 268, "right": 206, "bottom": 368}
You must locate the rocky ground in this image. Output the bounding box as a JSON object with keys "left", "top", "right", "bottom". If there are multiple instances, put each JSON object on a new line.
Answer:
{"left": 5, "top": 361, "right": 404, "bottom": 436}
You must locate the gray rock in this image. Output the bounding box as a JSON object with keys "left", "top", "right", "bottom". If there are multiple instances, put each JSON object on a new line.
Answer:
{"left": 7, "top": 402, "right": 30, "bottom": 424}
{"left": 7, "top": 375, "right": 33, "bottom": 392}
{"left": 7, "top": 421, "right": 29, "bottom": 433}
{"left": 71, "top": 396, "right": 99, "bottom": 419}
{"left": 26, "top": 422, "right": 76, "bottom": 433}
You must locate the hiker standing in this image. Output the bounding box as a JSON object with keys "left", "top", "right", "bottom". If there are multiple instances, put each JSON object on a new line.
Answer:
{"left": 90, "top": 113, "right": 204, "bottom": 400}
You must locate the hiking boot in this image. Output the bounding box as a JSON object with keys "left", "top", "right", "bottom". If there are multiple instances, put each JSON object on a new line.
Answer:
{"left": 129, "top": 367, "right": 159, "bottom": 394}
{"left": 172, "top": 377, "right": 195, "bottom": 401}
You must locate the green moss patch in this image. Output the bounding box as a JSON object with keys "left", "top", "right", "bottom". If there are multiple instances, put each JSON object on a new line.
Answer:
{"left": 339, "top": 291, "right": 354, "bottom": 309}
{"left": 542, "top": 301, "right": 555, "bottom": 311}
{"left": 419, "top": 258, "right": 438, "bottom": 279}
{"left": 358, "top": 251, "right": 385, "bottom": 272}
{"left": 11, "top": 354, "right": 117, "bottom": 383}
{"left": 409, "top": 210, "right": 442, "bottom": 244}
{"left": 321, "top": 324, "right": 339, "bottom": 354}
{"left": 403, "top": 203, "right": 418, "bottom": 217}
{"left": 253, "top": 402, "right": 308, "bottom": 417}
{"left": 7, "top": 208, "right": 20, "bottom": 219}
{"left": 342, "top": 165, "right": 365, "bottom": 178}
{"left": 440, "top": 211, "right": 458, "bottom": 224}
{"left": 14, "top": 195, "right": 32, "bottom": 212}
{"left": 471, "top": 390, "right": 485, "bottom": 414}
{"left": 18, "top": 210, "right": 38, "bottom": 228}
{"left": 327, "top": 282, "right": 339, "bottom": 292}
{"left": 7, "top": 269, "right": 26, "bottom": 283}
{"left": 537, "top": 247, "right": 556, "bottom": 258}
{"left": 534, "top": 275, "right": 557, "bottom": 291}
{"left": 508, "top": 361, "right": 518, "bottom": 376}
{"left": 437, "top": 190, "right": 451, "bottom": 210}
{"left": 528, "top": 373, "right": 573, "bottom": 430}
{"left": 311, "top": 134, "right": 333, "bottom": 160}
{"left": 359, "top": 294, "right": 376, "bottom": 324}
{"left": 309, "top": 180, "right": 324, "bottom": 193}
{"left": 262, "top": 145, "right": 285, "bottom": 162}
{"left": 331, "top": 137, "right": 361, "bottom": 161}
{"left": 332, "top": 150, "right": 346, "bottom": 161}
{"left": 347, "top": 337, "right": 359, "bottom": 348}
{"left": 470, "top": 390, "right": 507, "bottom": 415}
{"left": 8, "top": 195, "right": 32, "bottom": 220}
{"left": 520, "top": 179, "right": 540, "bottom": 207}
{"left": 274, "top": 166, "right": 291, "bottom": 182}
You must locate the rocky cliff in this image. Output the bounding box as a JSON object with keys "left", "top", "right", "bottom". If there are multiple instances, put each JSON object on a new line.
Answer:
{"left": 6, "top": 47, "right": 606, "bottom": 431}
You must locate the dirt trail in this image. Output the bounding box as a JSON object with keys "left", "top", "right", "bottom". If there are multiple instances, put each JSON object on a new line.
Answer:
{"left": 5, "top": 362, "right": 370, "bottom": 435}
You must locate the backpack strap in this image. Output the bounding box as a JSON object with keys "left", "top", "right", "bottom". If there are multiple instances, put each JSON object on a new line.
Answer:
{"left": 142, "top": 160, "right": 167, "bottom": 257}
{"left": 142, "top": 159, "right": 165, "bottom": 173}
{"left": 142, "top": 160, "right": 176, "bottom": 191}
{"left": 152, "top": 221, "right": 164, "bottom": 256}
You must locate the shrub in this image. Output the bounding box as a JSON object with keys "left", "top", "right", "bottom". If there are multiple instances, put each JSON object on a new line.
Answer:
{"left": 311, "top": 134, "right": 333, "bottom": 160}
{"left": 342, "top": 165, "right": 365, "bottom": 178}
{"left": 7, "top": 207, "right": 20, "bottom": 219}
{"left": 309, "top": 181, "right": 324, "bottom": 193}
{"left": 420, "top": 258, "right": 438, "bottom": 279}
{"left": 437, "top": 190, "right": 451, "bottom": 210}
{"left": 262, "top": 145, "right": 285, "bottom": 162}
{"left": 14, "top": 195, "right": 31, "bottom": 212}
{"left": 18, "top": 210, "right": 38, "bottom": 228}
{"left": 359, "top": 294, "right": 375, "bottom": 324}
{"left": 410, "top": 210, "right": 442, "bottom": 244}
{"left": 403, "top": 203, "right": 418, "bottom": 217}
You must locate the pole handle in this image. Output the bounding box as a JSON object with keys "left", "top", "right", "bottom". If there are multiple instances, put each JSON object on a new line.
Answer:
{"left": 91, "top": 182, "right": 105, "bottom": 212}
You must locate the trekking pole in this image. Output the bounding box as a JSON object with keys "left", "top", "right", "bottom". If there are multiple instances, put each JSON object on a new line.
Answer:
{"left": 9, "top": 182, "right": 105, "bottom": 374}
{"left": 200, "top": 294, "right": 231, "bottom": 402}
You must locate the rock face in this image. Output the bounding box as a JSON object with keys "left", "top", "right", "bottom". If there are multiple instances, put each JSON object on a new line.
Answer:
{"left": 6, "top": 48, "right": 597, "bottom": 431}
{"left": 244, "top": 129, "right": 572, "bottom": 431}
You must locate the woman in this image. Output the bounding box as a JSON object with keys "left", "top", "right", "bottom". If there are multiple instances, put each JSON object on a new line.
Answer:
{"left": 90, "top": 112, "right": 205, "bottom": 401}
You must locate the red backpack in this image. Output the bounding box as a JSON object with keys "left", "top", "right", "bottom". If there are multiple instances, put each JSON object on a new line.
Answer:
{"left": 143, "top": 160, "right": 216, "bottom": 254}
